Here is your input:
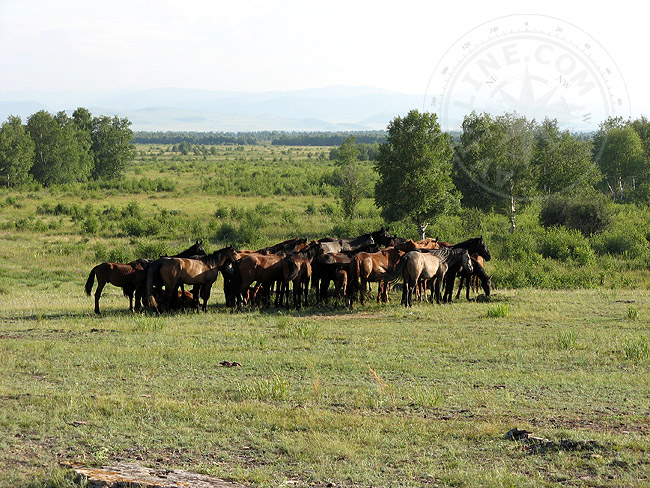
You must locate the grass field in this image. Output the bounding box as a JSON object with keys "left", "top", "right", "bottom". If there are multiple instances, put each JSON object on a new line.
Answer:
{"left": 0, "top": 144, "right": 649, "bottom": 487}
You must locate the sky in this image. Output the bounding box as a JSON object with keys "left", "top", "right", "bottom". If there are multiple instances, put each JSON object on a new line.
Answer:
{"left": 0, "top": 0, "right": 647, "bottom": 121}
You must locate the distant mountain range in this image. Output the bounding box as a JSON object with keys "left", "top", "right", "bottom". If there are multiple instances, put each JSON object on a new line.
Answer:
{"left": 0, "top": 86, "right": 424, "bottom": 132}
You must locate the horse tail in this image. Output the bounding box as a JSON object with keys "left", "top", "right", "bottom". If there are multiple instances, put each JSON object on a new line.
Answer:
{"left": 146, "top": 259, "right": 160, "bottom": 309}
{"left": 85, "top": 266, "right": 97, "bottom": 296}
{"left": 348, "top": 255, "right": 361, "bottom": 298}
{"left": 387, "top": 255, "right": 407, "bottom": 284}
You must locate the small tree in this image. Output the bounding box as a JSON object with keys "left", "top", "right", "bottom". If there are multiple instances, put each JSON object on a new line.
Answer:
{"left": 594, "top": 120, "right": 644, "bottom": 201}
{"left": 0, "top": 116, "right": 35, "bottom": 187}
{"left": 335, "top": 136, "right": 363, "bottom": 220}
{"left": 374, "top": 110, "right": 458, "bottom": 238}
{"left": 533, "top": 118, "right": 601, "bottom": 196}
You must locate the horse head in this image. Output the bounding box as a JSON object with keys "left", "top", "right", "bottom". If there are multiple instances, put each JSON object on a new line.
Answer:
{"left": 193, "top": 239, "right": 206, "bottom": 256}
{"left": 371, "top": 227, "right": 394, "bottom": 247}
{"left": 483, "top": 275, "right": 492, "bottom": 297}
{"left": 477, "top": 236, "right": 491, "bottom": 261}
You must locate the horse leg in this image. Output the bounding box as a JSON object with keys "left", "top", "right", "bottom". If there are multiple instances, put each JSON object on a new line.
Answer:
{"left": 456, "top": 276, "right": 464, "bottom": 300}
{"left": 407, "top": 279, "right": 414, "bottom": 308}
{"left": 94, "top": 281, "right": 105, "bottom": 314}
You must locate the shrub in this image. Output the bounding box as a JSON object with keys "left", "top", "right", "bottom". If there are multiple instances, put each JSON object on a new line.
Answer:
{"left": 106, "top": 246, "right": 132, "bottom": 263}
{"left": 591, "top": 229, "right": 648, "bottom": 258}
{"left": 81, "top": 215, "right": 99, "bottom": 235}
{"left": 538, "top": 226, "right": 595, "bottom": 264}
{"left": 541, "top": 193, "right": 611, "bottom": 235}
{"left": 495, "top": 232, "right": 541, "bottom": 263}
{"left": 214, "top": 222, "right": 237, "bottom": 243}
{"left": 135, "top": 241, "right": 169, "bottom": 259}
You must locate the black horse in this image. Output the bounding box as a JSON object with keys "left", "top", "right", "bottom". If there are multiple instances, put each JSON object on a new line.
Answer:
{"left": 443, "top": 256, "right": 491, "bottom": 302}
{"left": 447, "top": 236, "right": 491, "bottom": 261}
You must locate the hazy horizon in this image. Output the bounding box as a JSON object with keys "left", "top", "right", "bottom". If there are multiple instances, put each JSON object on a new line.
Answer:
{"left": 1, "top": 1, "right": 648, "bottom": 131}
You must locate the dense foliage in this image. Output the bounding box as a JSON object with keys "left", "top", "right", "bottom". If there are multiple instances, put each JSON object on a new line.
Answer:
{"left": 0, "top": 108, "right": 133, "bottom": 187}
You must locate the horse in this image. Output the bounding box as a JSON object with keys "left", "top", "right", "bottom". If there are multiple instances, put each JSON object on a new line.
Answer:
{"left": 470, "top": 255, "right": 485, "bottom": 292}
{"left": 347, "top": 247, "right": 404, "bottom": 307}
{"left": 315, "top": 227, "right": 392, "bottom": 255}
{"left": 454, "top": 256, "right": 491, "bottom": 301}
{"left": 85, "top": 259, "right": 150, "bottom": 314}
{"left": 397, "top": 248, "right": 473, "bottom": 306}
{"left": 441, "top": 236, "right": 491, "bottom": 262}
{"left": 232, "top": 252, "right": 286, "bottom": 309}
{"left": 256, "top": 237, "right": 308, "bottom": 255}
{"left": 278, "top": 253, "right": 312, "bottom": 309}
{"left": 144, "top": 241, "right": 208, "bottom": 308}
{"left": 310, "top": 241, "right": 379, "bottom": 303}
{"left": 148, "top": 246, "right": 237, "bottom": 312}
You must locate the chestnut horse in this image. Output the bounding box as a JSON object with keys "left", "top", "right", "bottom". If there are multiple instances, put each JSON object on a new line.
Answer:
{"left": 85, "top": 259, "right": 150, "bottom": 314}
{"left": 149, "top": 246, "right": 237, "bottom": 312}
{"left": 347, "top": 247, "right": 404, "bottom": 306}
{"left": 85, "top": 240, "right": 206, "bottom": 314}
{"left": 232, "top": 252, "right": 286, "bottom": 309}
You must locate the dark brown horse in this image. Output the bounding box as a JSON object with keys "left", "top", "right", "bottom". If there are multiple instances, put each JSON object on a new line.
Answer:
{"left": 454, "top": 256, "right": 491, "bottom": 301}
{"left": 315, "top": 227, "right": 392, "bottom": 255}
{"left": 310, "top": 241, "right": 379, "bottom": 303}
{"left": 232, "top": 252, "right": 286, "bottom": 309}
{"left": 85, "top": 259, "right": 150, "bottom": 314}
{"left": 86, "top": 240, "right": 206, "bottom": 315}
{"left": 257, "top": 237, "right": 308, "bottom": 255}
{"left": 278, "top": 253, "right": 312, "bottom": 309}
{"left": 149, "top": 246, "right": 237, "bottom": 312}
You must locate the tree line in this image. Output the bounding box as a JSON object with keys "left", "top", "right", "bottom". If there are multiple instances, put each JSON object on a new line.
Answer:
{"left": 133, "top": 130, "right": 387, "bottom": 146}
{"left": 343, "top": 110, "right": 650, "bottom": 237}
{"left": 0, "top": 109, "right": 134, "bottom": 187}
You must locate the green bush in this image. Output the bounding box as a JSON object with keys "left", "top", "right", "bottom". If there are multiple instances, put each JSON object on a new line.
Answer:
{"left": 81, "top": 215, "right": 99, "bottom": 235}
{"left": 540, "top": 193, "right": 611, "bottom": 235}
{"left": 538, "top": 226, "right": 595, "bottom": 264}
{"left": 107, "top": 246, "right": 132, "bottom": 263}
{"left": 591, "top": 229, "right": 648, "bottom": 258}
{"left": 135, "top": 241, "right": 169, "bottom": 259}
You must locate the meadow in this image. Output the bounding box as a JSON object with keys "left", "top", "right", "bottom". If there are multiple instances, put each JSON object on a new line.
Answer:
{"left": 0, "top": 144, "right": 649, "bottom": 487}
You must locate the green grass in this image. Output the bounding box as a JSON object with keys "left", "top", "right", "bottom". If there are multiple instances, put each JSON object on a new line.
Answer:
{"left": 1, "top": 286, "right": 649, "bottom": 487}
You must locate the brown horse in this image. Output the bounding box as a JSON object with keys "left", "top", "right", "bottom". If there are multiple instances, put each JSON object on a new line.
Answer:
{"left": 232, "top": 252, "right": 286, "bottom": 309}
{"left": 257, "top": 237, "right": 308, "bottom": 255}
{"left": 278, "top": 253, "right": 312, "bottom": 309}
{"left": 347, "top": 247, "right": 404, "bottom": 306}
{"left": 85, "top": 259, "right": 150, "bottom": 314}
{"left": 149, "top": 246, "right": 237, "bottom": 312}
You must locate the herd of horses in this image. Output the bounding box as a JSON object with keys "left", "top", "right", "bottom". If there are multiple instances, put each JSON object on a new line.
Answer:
{"left": 84, "top": 228, "right": 492, "bottom": 314}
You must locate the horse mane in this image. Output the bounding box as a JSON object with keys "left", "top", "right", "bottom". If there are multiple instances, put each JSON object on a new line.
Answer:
{"left": 451, "top": 237, "right": 482, "bottom": 248}
{"left": 203, "top": 246, "right": 235, "bottom": 266}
